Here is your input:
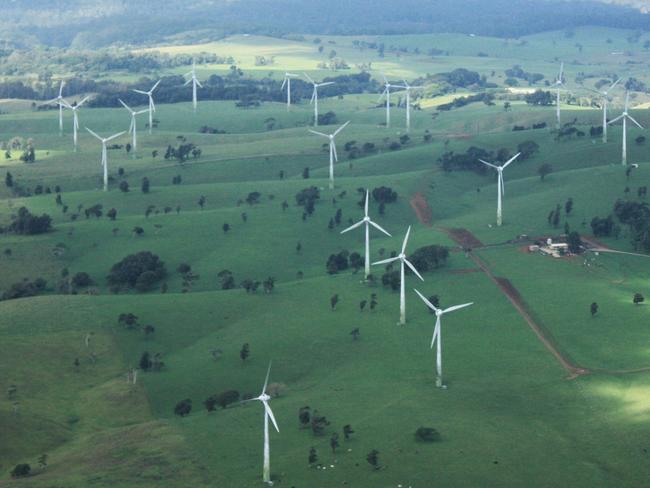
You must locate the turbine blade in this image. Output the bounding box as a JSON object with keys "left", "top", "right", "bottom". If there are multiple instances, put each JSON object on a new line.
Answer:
{"left": 404, "top": 259, "right": 424, "bottom": 281}
{"left": 184, "top": 79, "right": 192, "bottom": 86}
{"left": 414, "top": 288, "right": 440, "bottom": 313}
{"left": 365, "top": 189, "right": 369, "bottom": 216}
{"left": 151, "top": 80, "right": 162, "bottom": 92}
{"left": 628, "top": 114, "right": 644, "bottom": 129}
{"left": 401, "top": 226, "right": 411, "bottom": 254}
{"left": 303, "top": 72, "right": 314, "bottom": 84}
{"left": 340, "top": 220, "right": 364, "bottom": 234}
{"left": 262, "top": 361, "right": 272, "bottom": 394}
{"left": 442, "top": 302, "right": 474, "bottom": 314}
{"left": 431, "top": 317, "right": 440, "bottom": 349}
{"left": 372, "top": 256, "right": 400, "bottom": 266}
{"left": 625, "top": 91, "right": 630, "bottom": 112}
{"left": 332, "top": 141, "right": 338, "bottom": 162}
{"left": 263, "top": 401, "right": 280, "bottom": 433}
{"left": 281, "top": 78, "right": 287, "bottom": 89}
{"left": 501, "top": 152, "right": 521, "bottom": 169}
{"left": 608, "top": 114, "right": 624, "bottom": 125}
{"left": 196, "top": 79, "right": 203, "bottom": 88}
{"left": 77, "top": 96, "right": 90, "bottom": 107}
{"left": 369, "top": 220, "right": 391, "bottom": 237}
{"left": 105, "top": 131, "right": 126, "bottom": 142}
{"left": 479, "top": 159, "right": 499, "bottom": 169}
{"left": 133, "top": 89, "right": 148, "bottom": 95}
{"left": 118, "top": 99, "right": 132, "bottom": 112}
{"left": 333, "top": 120, "right": 350, "bottom": 136}
{"left": 85, "top": 127, "right": 102, "bottom": 140}
{"left": 308, "top": 129, "right": 328, "bottom": 138}
{"left": 319, "top": 82, "right": 334, "bottom": 87}
{"left": 609, "top": 78, "right": 622, "bottom": 91}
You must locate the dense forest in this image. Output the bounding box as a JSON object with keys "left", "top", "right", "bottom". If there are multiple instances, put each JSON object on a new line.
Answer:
{"left": 1, "top": 0, "right": 649, "bottom": 48}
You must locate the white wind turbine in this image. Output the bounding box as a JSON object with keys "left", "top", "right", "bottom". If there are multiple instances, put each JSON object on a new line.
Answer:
{"left": 398, "top": 80, "right": 425, "bottom": 132}
{"left": 308, "top": 120, "right": 350, "bottom": 189}
{"left": 119, "top": 99, "right": 150, "bottom": 158}
{"left": 133, "top": 80, "right": 161, "bottom": 134}
{"left": 554, "top": 62, "right": 565, "bottom": 129}
{"left": 378, "top": 75, "right": 404, "bottom": 128}
{"left": 303, "top": 73, "right": 334, "bottom": 126}
{"left": 47, "top": 81, "right": 68, "bottom": 136}
{"left": 281, "top": 72, "right": 299, "bottom": 111}
{"left": 341, "top": 190, "right": 391, "bottom": 279}
{"left": 241, "top": 362, "right": 280, "bottom": 485}
{"left": 61, "top": 96, "right": 90, "bottom": 151}
{"left": 586, "top": 78, "right": 622, "bottom": 143}
{"left": 373, "top": 226, "right": 424, "bottom": 325}
{"left": 184, "top": 60, "right": 203, "bottom": 113}
{"left": 479, "top": 152, "right": 521, "bottom": 227}
{"left": 608, "top": 91, "right": 644, "bottom": 166}
{"left": 414, "top": 289, "right": 473, "bottom": 388}
{"left": 86, "top": 128, "right": 126, "bottom": 191}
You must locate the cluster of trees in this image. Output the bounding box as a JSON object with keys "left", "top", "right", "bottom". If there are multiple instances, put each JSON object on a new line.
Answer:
{"left": 163, "top": 142, "right": 202, "bottom": 163}
{"left": 437, "top": 92, "right": 495, "bottom": 111}
{"left": 439, "top": 142, "right": 539, "bottom": 174}
{"left": 296, "top": 186, "right": 320, "bottom": 216}
{"left": 613, "top": 199, "right": 650, "bottom": 251}
{"left": 525, "top": 90, "right": 554, "bottom": 106}
{"left": 407, "top": 245, "right": 450, "bottom": 272}
{"left": 107, "top": 251, "right": 167, "bottom": 292}
{"left": 1, "top": 277, "right": 47, "bottom": 301}
{"left": 326, "top": 249, "right": 364, "bottom": 274}
{"left": 504, "top": 65, "right": 545, "bottom": 86}
{"left": 2, "top": 207, "right": 52, "bottom": 235}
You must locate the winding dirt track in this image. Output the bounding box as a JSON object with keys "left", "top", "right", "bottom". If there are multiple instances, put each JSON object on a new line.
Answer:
{"left": 409, "top": 192, "right": 433, "bottom": 227}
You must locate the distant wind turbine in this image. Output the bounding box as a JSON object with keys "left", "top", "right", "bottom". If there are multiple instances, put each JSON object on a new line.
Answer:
{"left": 47, "top": 81, "right": 68, "bottom": 136}
{"left": 133, "top": 80, "right": 161, "bottom": 134}
{"left": 586, "top": 78, "right": 622, "bottom": 144}
{"left": 397, "top": 80, "right": 425, "bottom": 131}
{"left": 341, "top": 190, "right": 391, "bottom": 279}
{"left": 241, "top": 362, "right": 280, "bottom": 485}
{"left": 61, "top": 96, "right": 90, "bottom": 151}
{"left": 414, "top": 289, "right": 473, "bottom": 388}
{"left": 86, "top": 128, "right": 126, "bottom": 191}
{"left": 554, "top": 62, "right": 564, "bottom": 129}
{"left": 119, "top": 99, "right": 150, "bottom": 157}
{"left": 281, "top": 72, "right": 299, "bottom": 111}
{"left": 608, "top": 91, "right": 644, "bottom": 166}
{"left": 309, "top": 120, "right": 350, "bottom": 189}
{"left": 373, "top": 226, "right": 424, "bottom": 325}
{"left": 479, "top": 152, "right": 521, "bottom": 227}
{"left": 184, "top": 60, "right": 203, "bottom": 113}
{"left": 303, "top": 73, "right": 334, "bottom": 126}
{"left": 378, "top": 75, "right": 404, "bottom": 128}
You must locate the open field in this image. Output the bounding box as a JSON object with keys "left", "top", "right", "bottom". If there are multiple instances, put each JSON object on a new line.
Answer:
{"left": 1, "top": 28, "right": 650, "bottom": 487}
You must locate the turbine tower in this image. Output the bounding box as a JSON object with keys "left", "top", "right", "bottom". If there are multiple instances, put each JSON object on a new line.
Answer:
{"left": 119, "top": 99, "right": 150, "bottom": 158}
{"left": 61, "top": 96, "right": 90, "bottom": 151}
{"left": 554, "top": 62, "right": 564, "bottom": 129}
{"left": 373, "top": 226, "right": 424, "bottom": 325}
{"left": 378, "top": 75, "right": 404, "bottom": 128}
{"left": 308, "top": 121, "right": 350, "bottom": 189}
{"left": 281, "top": 73, "right": 299, "bottom": 111}
{"left": 397, "top": 80, "right": 425, "bottom": 131}
{"left": 303, "top": 73, "right": 334, "bottom": 126}
{"left": 86, "top": 128, "right": 126, "bottom": 191}
{"left": 47, "top": 81, "right": 68, "bottom": 136}
{"left": 241, "top": 362, "right": 280, "bottom": 485}
{"left": 586, "top": 78, "right": 622, "bottom": 144}
{"left": 414, "top": 289, "right": 473, "bottom": 388}
{"left": 478, "top": 152, "right": 521, "bottom": 227}
{"left": 184, "top": 60, "right": 203, "bottom": 113}
{"left": 341, "top": 190, "right": 391, "bottom": 279}
{"left": 133, "top": 80, "right": 161, "bottom": 134}
{"left": 608, "top": 91, "right": 644, "bottom": 166}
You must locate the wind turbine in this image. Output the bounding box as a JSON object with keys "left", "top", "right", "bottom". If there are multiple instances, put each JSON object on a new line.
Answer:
{"left": 184, "top": 60, "right": 202, "bottom": 113}
{"left": 554, "top": 62, "right": 564, "bottom": 129}
{"left": 398, "top": 80, "right": 425, "bottom": 132}
{"left": 341, "top": 190, "right": 391, "bottom": 279}
{"left": 133, "top": 80, "right": 161, "bottom": 134}
{"left": 414, "top": 289, "right": 473, "bottom": 388}
{"left": 378, "top": 75, "right": 404, "bottom": 128}
{"left": 303, "top": 73, "right": 334, "bottom": 126}
{"left": 586, "top": 78, "right": 622, "bottom": 143}
{"left": 86, "top": 128, "right": 126, "bottom": 191}
{"left": 119, "top": 99, "right": 150, "bottom": 157}
{"left": 47, "top": 81, "right": 68, "bottom": 136}
{"left": 241, "top": 362, "right": 280, "bottom": 485}
{"left": 608, "top": 91, "right": 644, "bottom": 166}
{"left": 281, "top": 72, "right": 299, "bottom": 111}
{"left": 308, "top": 120, "right": 350, "bottom": 189}
{"left": 373, "top": 226, "right": 424, "bottom": 325}
{"left": 61, "top": 96, "right": 90, "bottom": 151}
{"left": 478, "top": 152, "right": 521, "bottom": 227}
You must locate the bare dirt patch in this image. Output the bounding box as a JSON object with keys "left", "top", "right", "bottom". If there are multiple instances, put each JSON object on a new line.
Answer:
{"left": 410, "top": 192, "right": 433, "bottom": 226}
{"left": 441, "top": 227, "right": 485, "bottom": 249}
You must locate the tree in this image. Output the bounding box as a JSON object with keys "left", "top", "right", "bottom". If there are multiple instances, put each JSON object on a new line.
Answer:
{"left": 119, "top": 180, "right": 129, "bottom": 192}
{"left": 299, "top": 406, "right": 311, "bottom": 428}
{"left": 590, "top": 302, "right": 598, "bottom": 317}
{"left": 633, "top": 293, "right": 645, "bottom": 305}
{"left": 107, "top": 252, "right": 167, "bottom": 291}
{"left": 174, "top": 399, "right": 192, "bottom": 417}
{"left": 309, "top": 447, "right": 318, "bottom": 466}
{"left": 415, "top": 427, "right": 441, "bottom": 442}
{"left": 222, "top": 223, "right": 230, "bottom": 233}
{"left": 311, "top": 410, "right": 330, "bottom": 435}
{"left": 517, "top": 140, "right": 540, "bottom": 160}
{"left": 330, "top": 294, "right": 339, "bottom": 310}
{"left": 240, "top": 343, "right": 250, "bottom": 361}
{"left": 11, "top": 464, "right": 31, "bottom": 478}
{"left": 366, "top": 450, "right": 380, "bottom": 470}
{"left": 107, "top": 208, "right": 117, "bottom": 221}
{"left": 263, "top": 277, "right": 275, "bottom": 294}
{"left": 567, "top": 231, "right": 582, "bottom": 253}
{"left": 5, "top": 171, "right": 13, "bottom": 187}
{"left": 302, "top": 167, "right": 310, "bottom": 179}
{"left": 141, "top": 177, "right": 150, "bottom": 193}
{"left": 330, "top": 433, "right": 340, "bottom": 454}
{"left": 343, "top": 424, "right": 355, "bottom": 440}
{"left": 350, "top": 328, "right": 360, "bottom": 340}
{"left": 198, "top": 195, "right": 206, "bottom": 209}
{"left": 214, "top": 390, "right": 240, "bottom": 409}
{"left": 538, "top": 163, "right": 553, "bottom": 181}
{"left": 139, "top": 352, "right": 152, "bottom": 371}
{"left": 118, "top": 313, "right": 139, "bottom": 329}
{"left": 37, "top": 453, "right": 48, "bottom": 470}
{"left": 565, "top": 198, "right": 574, "bottom": 215}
